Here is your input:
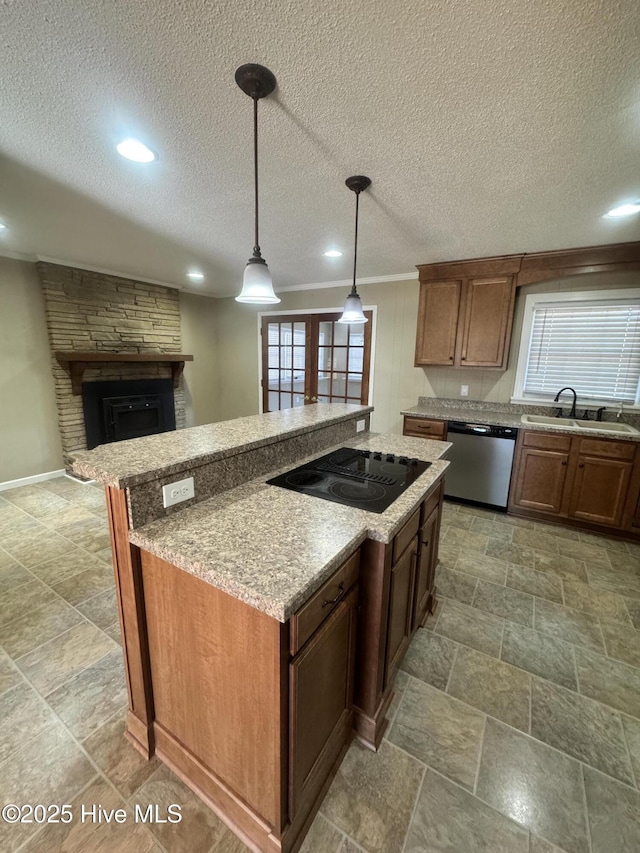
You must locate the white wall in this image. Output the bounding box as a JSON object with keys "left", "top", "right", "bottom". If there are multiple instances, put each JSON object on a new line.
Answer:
{"left": 0, "top": 257, "right": 63, "bottom": 481}
{"left": 180, "top": 291, "right": 220, "bottom": 427}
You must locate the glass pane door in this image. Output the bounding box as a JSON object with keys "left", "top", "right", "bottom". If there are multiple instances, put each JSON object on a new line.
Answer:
{"left": 316, "top": 312, "right": 372, "bottom": 404}
{"left": 262, "top": 317, "right": 309, "bottom": 412}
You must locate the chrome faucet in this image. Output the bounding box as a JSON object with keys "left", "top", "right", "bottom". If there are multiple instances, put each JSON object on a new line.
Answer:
{"left": 553, "top": 387, "right": 577, "bottom": 418}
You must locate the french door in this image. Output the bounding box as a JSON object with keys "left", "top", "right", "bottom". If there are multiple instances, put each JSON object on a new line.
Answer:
{"left": 261, "top": 311, "right": 372, "bottom": 412}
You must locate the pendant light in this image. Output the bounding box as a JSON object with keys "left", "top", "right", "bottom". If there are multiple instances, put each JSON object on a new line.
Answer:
{"left": 235, "top": 64, "right": 281, "bottom": 304}
{"left": 338, "top": 176, "right": 371, "bottom": 324}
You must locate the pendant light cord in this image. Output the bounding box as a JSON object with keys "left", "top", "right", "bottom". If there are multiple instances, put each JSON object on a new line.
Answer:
{"left": 351, "top": 190, "right": 360, "bottom": 296}
{"left": 253, "top": 96, "right": 261, "bottom": 258}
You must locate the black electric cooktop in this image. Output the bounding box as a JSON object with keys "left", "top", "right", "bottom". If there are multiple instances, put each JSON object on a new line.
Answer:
{"left": 267, "top": 447, "right": 431, "bottom": 513}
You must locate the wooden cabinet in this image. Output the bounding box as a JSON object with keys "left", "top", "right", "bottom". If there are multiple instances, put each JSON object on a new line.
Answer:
{"left": 289, "top": 584, "right": 358, "bottom": 819}
{"left": 354, "top": 478, "right": 444, "bottom": 749}
{"left": 403, "top": 415, "right": 447, "bottom": 440}
{"left": 509, "top": 430, "right": 637, "bottom": 533}
{"left": 415, "top": 276, "right": 515, "bottom": 369}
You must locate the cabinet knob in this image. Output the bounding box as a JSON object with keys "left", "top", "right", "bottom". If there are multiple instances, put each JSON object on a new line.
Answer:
{"left": 561, "top": 461, "right": 567, "bottom": 466}
{"left": 461, "top": 356, "right": 466, "bottom": 361}
{"left": 449, "top": 355, "right": 454, "bottom": 360}
{"left": 579, "top": 463, "right": 584, "bottom": 468}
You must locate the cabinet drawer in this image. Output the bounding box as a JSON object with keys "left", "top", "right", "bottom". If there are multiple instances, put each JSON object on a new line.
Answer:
{"left": 576, "top": 438, "right": 636, "bottom": 461}
{"left": 290, "top": 549, "right": 360, "bottom": 655}
{"left": 392, "top": 508, "right": 421, "bottom": 564}
{"left": 522, "top": 430, "right": 572, "bottom": 452}
{"left": 403, "top": 416, "right": 447, "bottom": 439}
{"left": 420, "top": 487, "right": 440, "bottom": 528}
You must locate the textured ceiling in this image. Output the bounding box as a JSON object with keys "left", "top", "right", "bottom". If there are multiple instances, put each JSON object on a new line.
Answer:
{"left": 1, "top": 0, "right": 639, "bottom": 296}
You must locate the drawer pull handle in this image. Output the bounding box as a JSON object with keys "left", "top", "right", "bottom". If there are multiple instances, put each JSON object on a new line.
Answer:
{"left": 322, "top": 582, "right": 345, "bottom": 607}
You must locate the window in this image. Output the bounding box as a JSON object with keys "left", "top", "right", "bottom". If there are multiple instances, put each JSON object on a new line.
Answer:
{"left": 260, "top": 311, "right": 373, "bottom": 412}
{"left": 513, "top": 289, "right": 640, "bottom": 406}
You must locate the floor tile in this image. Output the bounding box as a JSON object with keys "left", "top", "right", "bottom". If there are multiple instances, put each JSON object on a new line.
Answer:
{"left": 21, "top": 776, "right": 158, "bottom": 853}
{"left": 512, "top": 527, "right": 559, "bottom": 556}
{"left": 608, "top": 552, "right": 640, "bottom": 575}
{"left": 445, "top": 511, "right": 474, "bottom": 530}
{"left": 28, "top": 546, "right": 101, "bottom": 586}
{"left": 0, "top": 681, "right": 57, "bottom": 764}
{"left": 0, "top": 596, "right": 85, "bottom": 659}
{"left": 453, "top": 551, "right": 509, "bottom": 583}
{"left": 586, "top": 564, "right": 640, "bottom": 598}
{"left": 38, "top": 504, "right": 97, "bottom": 529}
{"left": 0, "top": 723, "right": 96, "bottom": 852}
{"left": 557, "top": 539, "right": 611, "bottom": 568}
{"left": 534, "top": 599, "right": 605, "bottom": 653}
{"left": 491, "top": 513, "right": 536, "bottom": 529}
{"left": 470, "top": 516, "right": 514, "bottom": 541}
{"left": 530, "top": 677, "right": 633, "bottom": 785}
{"left": 501, "top": 622, "right": 577, "bottom": 691}
{"left": 506, "top": 564, "right": 563, "bottom": 604}
{"left": 387, "top": 668, "right": 410, "bottom": 724}
{"left": 400, "top": 630, "right": 457, "bottom": 690}
{"left": 575, "top": 647, "right": 640, "bottom": 718}
{"left": 563, "top": 579, "right": 632, "bottom": 626}
{"left": 52, "top": 559, "right": 114, "bottom": 605}
{"left": 442, "top": 526, "right": 489, "bottom": 554}
{"left": 534, "top": 522, "right": 581, "bottom": 541}
{"left": 624, "top": 596, "right": 640, "bottom": 630}
{"left": 46, "top": 649, "right": 128, "bottom": 740}
{"left": 299, "top": 814, "right": 344, "bottom": 853}
{"left": 579, "top": 531, "right": 630, "bottom": 553}
{"left": 533, "top": 552, "right": 588, "bottom": 583}
{"left": 434, "top": 599, "right": 503, "bottom": 657}
{"left": 456, "top": 505, "right": 495, "bottom": 519}
{"left": 1, "top": 529, "right": 73, "bottom": 569}
{"left": 403, "top": 768, "right": 528, "bottom": 853}
{"left": 77, "top": 587, "right": 118, "bottom": 629}
{"left": 447, "top": 645, "right": 531, "bottom": 731}
{"left": 0, "top": 578, "right": 57, "bottom": 628}
{"left": 39, "top": 477, "right": 89, "bottom": 500}
{"left": 600, "top": 620, "right": 640, "bottom": 668}
{"left": 437, "top": 541, "right": 461, "bottom": 570}
{"left": 435, "top": 567, "right": 477, "bottom": 604}
{"left": 82, "top": 712, "right": 160, "bottom": 797}
{"left": 2, "top": 488, "right": 70, "bottom": 519}
{"left": 621, "top": 714, "right": 640, "bottom": 787}
{"left": 15, "top": 621, "right": 116, "bottom": 696}
{"left": 0, "top": 512, "right": 43, "bottom": 542}
{"left": 0, "top": 559, "right": 32, "bottom": 594}
{"left": 55, "top": 516, "right": 111, "bottom": 553}
{"left": 321, "top": 740, "right": 423, "bottom": 853}
{"left": 132, "top": 764, "right": 235, "bottom": 853}
{"left": 104, "top": 621, "right": 123, "bottom": 645}
{"left": 388, "top": 678, "right": 485, "bottom": 790}
{"left": 583, "top": 766, "right": 640, "bottom": 853}
{"left": 485, "top": 539, "right": 536, "bottom": 569}
{"left": 476, "top": 719, "right": 590, "bottom": 853}
{"left": 0, "top": 651, "right": 21, "bottom": 695}
{"left": 529, "top": 835, "right": 568, "bottom": 853}
{"left": 473, "top": 579, "right": 534, "bottom": 627}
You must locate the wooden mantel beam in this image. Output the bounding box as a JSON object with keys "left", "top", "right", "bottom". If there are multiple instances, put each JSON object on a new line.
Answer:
{"left": 55, "top": 352, "right": 194, "bottom": 395}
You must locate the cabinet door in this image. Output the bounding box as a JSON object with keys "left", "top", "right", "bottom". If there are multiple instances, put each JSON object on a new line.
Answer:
{"left": 511, "top": 447, "right": 570, "bottom": 514}
{"left": 413, "top": 506, "right": 440, "bottom": 630}
{"left": 289, "top": 585, "right": 358, "bottom": 819}
{"left": 569, "top": 455, "right": 634, "bottom": 528}
{"left": 458, "top": 277, "right": 514, "bottom": 368}
{"left": 415, "top": 281, "right": 461, "bottom": 365}
{"left": 385, "top": 542, "right": 416, "bottom": 684}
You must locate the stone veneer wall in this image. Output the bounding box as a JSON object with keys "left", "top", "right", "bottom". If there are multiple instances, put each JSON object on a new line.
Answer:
{"left": 38, "top": 262, "right": 186, "bottom": 468}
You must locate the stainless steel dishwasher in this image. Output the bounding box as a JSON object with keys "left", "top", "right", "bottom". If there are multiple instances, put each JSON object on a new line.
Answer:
{"left": 444, "top": 421, "right": 518, "bottom": 510}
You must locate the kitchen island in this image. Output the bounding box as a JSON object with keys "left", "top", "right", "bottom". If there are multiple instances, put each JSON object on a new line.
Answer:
{"left": 73, "top": 404, "right": 450, "bottom": 853}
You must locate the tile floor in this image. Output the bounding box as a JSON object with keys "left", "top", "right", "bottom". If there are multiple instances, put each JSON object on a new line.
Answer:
{"left": 1, "top": 481, "right": 640, "bottom": 851}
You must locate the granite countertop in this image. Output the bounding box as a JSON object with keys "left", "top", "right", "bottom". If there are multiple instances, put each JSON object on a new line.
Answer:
{"left": 402, "top": 403, "right": 640, "bottom": 442}
{"left": 72, "top": 402, "right": 373, "bottom": 487}
{"left": 128, "top": 432, "right": 450, "bottom": 622}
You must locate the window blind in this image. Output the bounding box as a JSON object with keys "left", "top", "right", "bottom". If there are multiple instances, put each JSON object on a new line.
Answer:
{"left": 524, "top": 300, "right": 640, "bottom": 403}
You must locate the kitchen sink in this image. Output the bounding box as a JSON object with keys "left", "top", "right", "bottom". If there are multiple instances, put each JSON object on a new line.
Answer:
{"left": 520, "top": 414, "right": 639, "bottom": 434}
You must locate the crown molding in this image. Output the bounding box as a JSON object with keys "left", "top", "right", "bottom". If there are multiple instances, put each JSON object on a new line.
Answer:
{"left": 34, "top": 255, "right": 184, "bottom": 290}
{"left": 273, "top": 271, "right": 419, "bottom": 294}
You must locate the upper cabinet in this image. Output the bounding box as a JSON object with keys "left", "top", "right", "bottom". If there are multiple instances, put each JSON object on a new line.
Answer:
{"left": 415, "top": 275, "right": 516, "bottom": 369}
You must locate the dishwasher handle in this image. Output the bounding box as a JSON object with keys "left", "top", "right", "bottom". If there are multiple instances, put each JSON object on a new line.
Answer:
{"left": 447, "top": 421, "right": 518, "bottom": 439}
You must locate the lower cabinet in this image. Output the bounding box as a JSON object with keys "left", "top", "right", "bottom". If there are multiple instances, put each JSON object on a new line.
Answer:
{"left": 413, "top": 503, "right": 440, "bottom": 629}
{"left": 510, "top": 430, "right": 638, "bottom": 533}
{"left": 403, "top": 416, "right": 447, "bottom": 440}
{"left": 384, "top": 540, "right": 416, "bottom": 683}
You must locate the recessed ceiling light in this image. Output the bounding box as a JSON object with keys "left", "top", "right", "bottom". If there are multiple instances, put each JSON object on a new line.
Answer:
{"left": 116, "top": 138, "right": 156, "bottom": 163}
{"left": 324, "top": 249, "right": 343, "bottom": 258}
{"left": 0, "top": 223, "right": 6, "bottom": 231}
{"left": 605, "top": 203, "right": 640, "bottom": 218}
{"left": 187, "top": 271, "right": 204, "bottom": 282}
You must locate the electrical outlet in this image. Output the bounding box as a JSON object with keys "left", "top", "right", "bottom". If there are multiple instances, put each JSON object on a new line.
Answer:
{"left": 162, "top": 477, "right": 195, "bottom": 508}
{"left": 460, "top": 385, "right": 469, "bottom": 397}
{"left": 356, "top": 419, "right": 366, "bottom": 432}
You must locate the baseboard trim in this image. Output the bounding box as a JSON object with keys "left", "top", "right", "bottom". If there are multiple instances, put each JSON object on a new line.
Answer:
{"left": 0, "top": 469, "right": 66, "bottom": 492}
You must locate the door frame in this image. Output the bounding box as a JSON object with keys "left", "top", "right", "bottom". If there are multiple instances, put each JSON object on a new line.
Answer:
{"left": 257, "top": 305, "right": 377, "bottom": 413}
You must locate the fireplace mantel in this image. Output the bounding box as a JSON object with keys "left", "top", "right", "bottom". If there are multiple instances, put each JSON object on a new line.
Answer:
{"left": 55, "top": 351, "right": 194, "bottom": 394}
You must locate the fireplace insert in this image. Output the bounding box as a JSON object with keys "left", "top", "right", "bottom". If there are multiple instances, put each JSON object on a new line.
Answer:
{"left": 82, "top": 378, "right": 176, "bottom": 448}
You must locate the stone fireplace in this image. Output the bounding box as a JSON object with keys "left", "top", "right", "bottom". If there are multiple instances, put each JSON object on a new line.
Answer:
{"left": 38, "top": 262, "right": 190, "bottom": 469}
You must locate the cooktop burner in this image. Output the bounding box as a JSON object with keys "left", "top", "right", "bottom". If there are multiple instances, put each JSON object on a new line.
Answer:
{"left": 267, "top": 447, "right": 431, "bottom": 513}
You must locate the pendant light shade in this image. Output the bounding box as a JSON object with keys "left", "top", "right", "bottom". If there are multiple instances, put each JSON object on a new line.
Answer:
{"left": 338, "top": 175, "right": 371, "bottom": 324}
{"left": 234, "top": 63, "right": 280, "bottom": 305}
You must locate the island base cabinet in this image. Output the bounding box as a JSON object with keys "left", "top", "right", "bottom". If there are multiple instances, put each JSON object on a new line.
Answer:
{"left": 136, "top": 548, "right": 360, "bottom": 853}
